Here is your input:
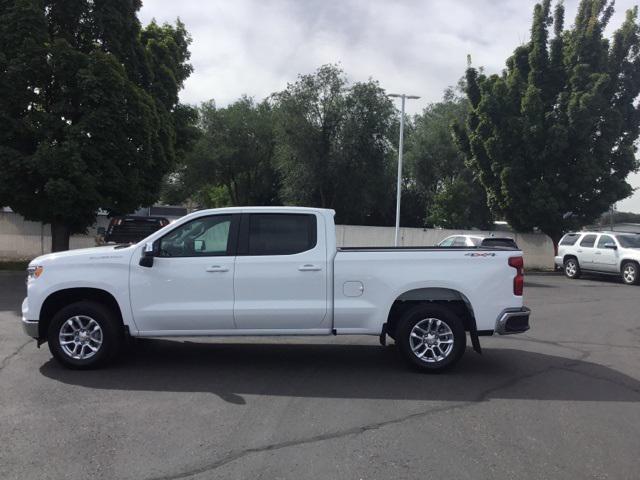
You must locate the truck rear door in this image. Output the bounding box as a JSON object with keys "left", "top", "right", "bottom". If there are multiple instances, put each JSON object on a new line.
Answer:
{"left": 233, "top": 212, "right": 329, "bottom": 330}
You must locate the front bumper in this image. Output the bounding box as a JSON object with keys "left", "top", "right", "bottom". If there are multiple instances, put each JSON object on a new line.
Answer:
{"left": 22, "top": 318, "right": 39, "bottom": 338}
{"left": 21, "top": 297, "right": 39, "bottom": 339}
{"left": 495, "top": 307, "right": 531, "bottom": 335}
{"left": 554, "top": 256, "right": 563, "bottom": 268}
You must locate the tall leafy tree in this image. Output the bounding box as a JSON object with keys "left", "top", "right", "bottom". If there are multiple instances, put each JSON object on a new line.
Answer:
{"left": 406, "top": 86, "right": 493, "bottom": 229}
{"left": 273, "top": 64, "right": 398, "bottom": 225}
{"left": 455, "top": 0, "right": 640, "bottom": 244}
{"left": 178, "top": 97, "right": 280, "bottom": 208}
{"left": 0, "top": 0, "right": 194, "bottom": 251}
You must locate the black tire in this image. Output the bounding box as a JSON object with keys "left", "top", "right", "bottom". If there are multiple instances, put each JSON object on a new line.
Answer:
{"left": 564, "top": 257, "right": 581, "bottom": 279}
{"left": 396, "top": 304, "right": 466, "bottom": 372}
{"left": 47, "top": 300, "right": 122, "bottom": 369}
{"left": 621, "top": 261, "right": 640, "bottom": 286}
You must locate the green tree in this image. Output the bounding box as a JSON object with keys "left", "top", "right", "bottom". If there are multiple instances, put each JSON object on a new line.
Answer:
{"left": 455, "top": 0, "right": 640, "bottom": 244}
{"left": 273, "top": 64, "right": 398, "bottom": 225}
{"left": 0, "top": 0, "right": 193, "bottom": 251}
{"left": 406, "top": 86, "right": 493, "bottom": 229}
{"left": 179, "top": 97, "right": 280, "bottom": 208}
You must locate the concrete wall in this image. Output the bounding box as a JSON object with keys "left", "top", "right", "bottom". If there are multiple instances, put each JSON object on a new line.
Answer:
{"left": 0, "top": 211, "right": 108, "bottom": 260}
{"left": 336, "top": 225, "right": 555, "bottom": 270}
{"left": 0, "top": 211, "right": 555, "bottom": 269}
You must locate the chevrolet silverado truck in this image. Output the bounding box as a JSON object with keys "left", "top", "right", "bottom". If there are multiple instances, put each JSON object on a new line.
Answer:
{"left": 21, "top": 207, "right": 531, "bottom": 372}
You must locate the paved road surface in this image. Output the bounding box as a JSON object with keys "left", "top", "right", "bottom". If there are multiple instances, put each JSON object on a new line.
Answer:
{"left": 1, "top": 271, "right": 639, "bottom": 479}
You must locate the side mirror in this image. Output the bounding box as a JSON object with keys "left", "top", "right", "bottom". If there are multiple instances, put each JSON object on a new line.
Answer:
{"left": 604, "top": 243, "right": 618, "bottom": 250}
{"left": 139, "top": 242, "right": 156, "bottom": 267}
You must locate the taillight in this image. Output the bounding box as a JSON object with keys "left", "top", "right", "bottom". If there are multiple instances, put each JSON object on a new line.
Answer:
{"left": 509, "top": 256, "right": 524, "bottom": 296}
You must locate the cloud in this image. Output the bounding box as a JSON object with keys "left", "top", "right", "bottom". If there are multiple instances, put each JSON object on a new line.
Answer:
{"left": 139, "top": 0, "right": 640, "bottom": 212}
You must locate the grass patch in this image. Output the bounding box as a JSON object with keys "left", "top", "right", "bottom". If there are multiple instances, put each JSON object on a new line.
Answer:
{"left": 0, "top": 261, "right": 29, "bottom": 271}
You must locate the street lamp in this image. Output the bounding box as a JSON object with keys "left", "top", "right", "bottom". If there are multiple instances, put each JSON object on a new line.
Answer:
{"left": 388, "top": 93, "right": 420, "bottom": 246}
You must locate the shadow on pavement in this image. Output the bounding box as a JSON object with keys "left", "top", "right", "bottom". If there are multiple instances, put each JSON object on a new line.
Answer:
{"left": 39, "top": 339, "right": 640, "bottom": 405}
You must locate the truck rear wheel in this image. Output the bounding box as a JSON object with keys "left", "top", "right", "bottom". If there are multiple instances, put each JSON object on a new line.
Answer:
{"left": 396, "top": 304, "right": 466, "bottom": 372}
{"left": 47, "top": 301, "right": 121, "bottom": 369}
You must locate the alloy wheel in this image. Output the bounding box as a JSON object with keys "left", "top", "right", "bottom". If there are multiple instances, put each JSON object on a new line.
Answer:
{"left": 409, "top": 318, "right": 455, "bottom": 363}
{"left": 623, "top": 264, "right": 637, "bottom": 284}
{"left": 565, "top": 260, "right": 577, "bottom": 277}
{"left": 58, "top": 315, "right": 103, "bottom": 360}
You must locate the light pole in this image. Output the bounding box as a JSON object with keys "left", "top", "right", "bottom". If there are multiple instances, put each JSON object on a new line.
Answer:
{"left": 388, "top": 93, "right": 420, "bottom": 246}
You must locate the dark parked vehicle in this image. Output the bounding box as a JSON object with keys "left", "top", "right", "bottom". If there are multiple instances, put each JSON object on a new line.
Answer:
{"left": 104, "top": 216, "right": 170, "bottom": 244}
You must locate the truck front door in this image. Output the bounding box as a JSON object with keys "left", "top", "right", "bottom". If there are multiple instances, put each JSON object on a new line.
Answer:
{"left": 129, "top": 214, "right": 239, "bottom": 333}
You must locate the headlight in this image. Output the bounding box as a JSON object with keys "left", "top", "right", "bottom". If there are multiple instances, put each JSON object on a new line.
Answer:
{"left": 27, "top": 265, "right": 44, "bottom": 280}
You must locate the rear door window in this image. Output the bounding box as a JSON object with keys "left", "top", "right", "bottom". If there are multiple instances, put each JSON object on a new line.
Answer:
{"left": 245, "top": 214, "right": 317, "bottom": 255}
{"left": 560, "top": 234, "right": 580, "bottom": 246}
{"left": 579, "top": 234, "right": 597, "bottom": 248}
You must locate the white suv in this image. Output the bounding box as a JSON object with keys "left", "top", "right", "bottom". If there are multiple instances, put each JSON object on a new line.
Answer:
{"left": 555, "top": 231, "right": 640, "bottom": 285}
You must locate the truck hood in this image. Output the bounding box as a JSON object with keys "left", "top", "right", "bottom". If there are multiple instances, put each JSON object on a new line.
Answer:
{"left": 29, "top": 245, "right": 136, "bottom": 266}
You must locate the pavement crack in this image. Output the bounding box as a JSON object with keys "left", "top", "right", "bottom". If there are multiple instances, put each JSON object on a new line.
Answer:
{"left": 144, "top": 352, "right": 589, "bottom": 480}
{"left": 0, "top": 339, "right": 32, "bottom": 372}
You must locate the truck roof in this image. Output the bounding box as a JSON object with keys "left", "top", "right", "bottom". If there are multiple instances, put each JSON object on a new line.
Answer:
{"left": 189, "top": 206, "right": 336, "bottom": 216}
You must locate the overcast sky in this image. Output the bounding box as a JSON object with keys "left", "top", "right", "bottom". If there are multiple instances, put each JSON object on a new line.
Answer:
{"left": 139, "top": 0, "right": 640, "bottom": 213}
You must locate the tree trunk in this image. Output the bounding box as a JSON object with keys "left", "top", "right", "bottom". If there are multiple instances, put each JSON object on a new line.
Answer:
{"left": 547, "top": 231, "right": 563, "bottom": 257}
{"left": 51, "top": 222, "right": 71, "bottom": 252}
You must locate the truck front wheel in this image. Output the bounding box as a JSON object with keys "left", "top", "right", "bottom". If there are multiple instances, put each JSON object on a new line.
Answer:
{"left": 47, "top": 301, "right": 121, "bottom": 369}
{"left": 396, "top": 304, "right": 466, "bottom": 372}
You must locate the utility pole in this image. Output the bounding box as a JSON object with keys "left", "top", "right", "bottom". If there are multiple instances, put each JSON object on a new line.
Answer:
{"left": 388, "top": 93, "right": 420, "bottom": 246}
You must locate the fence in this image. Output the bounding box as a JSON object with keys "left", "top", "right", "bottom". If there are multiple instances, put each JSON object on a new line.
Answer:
{"left": 0, "top": 211, "right": 555, "bottom": 269}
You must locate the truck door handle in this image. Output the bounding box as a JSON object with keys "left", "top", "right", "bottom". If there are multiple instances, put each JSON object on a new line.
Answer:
{"left": 206, "top": 265, "right": 229, "bottom": 272}
{"left": 298, "top": 264, "right": 322, "bottom": 271}
{"left": 595, "top": 252, "right": 601, "bottom": 255}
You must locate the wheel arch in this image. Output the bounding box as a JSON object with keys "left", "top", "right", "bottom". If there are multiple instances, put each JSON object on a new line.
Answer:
{"left": 385, "top": 287, "right": 481, "bottom": 353}
{"left": 620, "top": 258, "right": 639, "bottom": 270}
{"left": 39, "top": 288, "right": 125, "bottom": 340}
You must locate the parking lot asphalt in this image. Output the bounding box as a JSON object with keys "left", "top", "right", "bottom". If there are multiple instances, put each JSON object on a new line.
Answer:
{"left": 1, "top": 271, "right": 639, "bottom": 480}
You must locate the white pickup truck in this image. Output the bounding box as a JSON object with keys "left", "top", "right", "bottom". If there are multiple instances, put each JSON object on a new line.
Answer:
{"left": 21, "top": 207, "right": 530, "bottom": 372}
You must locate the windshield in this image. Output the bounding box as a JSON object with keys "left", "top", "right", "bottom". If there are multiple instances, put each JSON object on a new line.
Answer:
{"left": 616, "top": 234, "right": 640, "bottom": 248}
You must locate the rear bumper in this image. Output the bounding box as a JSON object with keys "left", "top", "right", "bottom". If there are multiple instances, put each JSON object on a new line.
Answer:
{"left": 495, "top": 307, "right": 531, "bottom": 335}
